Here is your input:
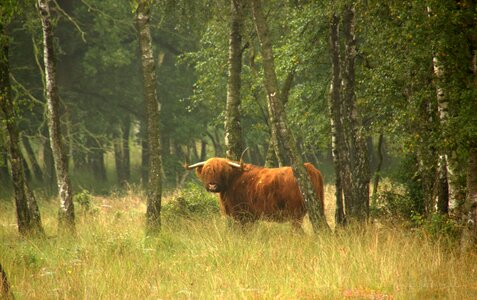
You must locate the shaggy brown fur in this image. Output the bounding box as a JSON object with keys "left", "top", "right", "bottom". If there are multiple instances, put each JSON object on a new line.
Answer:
{"left": 192, "top": 157, "right": 324, "bottom": 226}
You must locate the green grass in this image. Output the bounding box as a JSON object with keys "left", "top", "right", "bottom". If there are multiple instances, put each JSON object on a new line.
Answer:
{"left": 1, "top": 186, "right": 477, "bottom": 299}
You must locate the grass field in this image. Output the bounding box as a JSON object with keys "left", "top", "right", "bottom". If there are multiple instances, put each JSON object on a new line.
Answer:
{"left": 1, "top": 185, "right": 477, "bottom": 299}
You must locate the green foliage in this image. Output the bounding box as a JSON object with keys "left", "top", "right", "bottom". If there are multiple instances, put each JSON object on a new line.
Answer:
{"left": 162, "top": 182, "right": 219, "bottom": 219}
{"left": 73, "top": 189, "right": 98, "bottom": 216}
{"left": 411, "top": 212, "right": 461, "bottom": 241}
{"left": 371, "top": 177, "right": 421, "bottom": 221}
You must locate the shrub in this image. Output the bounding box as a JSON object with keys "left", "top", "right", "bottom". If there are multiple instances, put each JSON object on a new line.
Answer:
{"left": 162, "top": 183, "right": 219, "bottom": 219}
{"left": 411, "top": 212, "right": 461, "bottom": 242}
{"left": 74, "top": 189, "right": 98, "bottom": 216}
{"left": 371, "top": 179, "right": 418, "bottom": 221}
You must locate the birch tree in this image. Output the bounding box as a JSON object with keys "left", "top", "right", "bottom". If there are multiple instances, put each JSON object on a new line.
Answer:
{"left": 136, "top": 0, "right": 163, "bottom": 234}
{"left": 37, "top": 0, "right": 75, "bottom": 233}
{"left": 224, "top": 0, "right": 245, "bottom": 161}
{"left": 250, "top": 0, "right": 329, "bottom": 231}
{"left": 328, "top": 13, "right": 346, "bottom": 226}
{"left": 341, "top": 4, "right": 370, "bottom": 222}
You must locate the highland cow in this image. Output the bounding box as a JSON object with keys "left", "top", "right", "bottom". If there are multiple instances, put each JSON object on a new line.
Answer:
{"left": 187, "top": 157, "right": 324, "bottom": 227}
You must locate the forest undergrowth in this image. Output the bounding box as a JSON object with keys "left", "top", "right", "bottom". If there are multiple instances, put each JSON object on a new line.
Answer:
{"left": 1, "top": 184, "right": 477, "bottom": 299}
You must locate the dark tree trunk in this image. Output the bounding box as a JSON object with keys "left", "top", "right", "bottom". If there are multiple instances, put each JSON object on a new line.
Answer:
{"left": 250, "top": 0, "right": 329, "bottom": 231}
{"left": 140, "top": 119, "right": 149, "bottom": 184}
{"left": 191, "top": 141, "right": 200, "bottom": 161}
{"left": 224, "top": 0, "right": 245, "bottom": 161}
{"left": 87, "top": 138, "right": 107, "bottom": 182}
{"left": 371, "top": 133, "right": 384, "bottom": 207}
{"left": 121, "top": 117, "right": 130, "bottom": 182}
{"left": 38, "top": 0, "right": 75, "bottom": 233}
{"left": 329, "top": 13, "right": 346, "bottom": 226}
{"left": 462, "top": 22, "right": 477, "bottom": 248}
{"left": 463, "top": 148, "right": 477, "bottom": 247}
{"left": 0, "top": 143, "right": 10, "bottom": 184}
{"left": 41, "top": 126, "right": 56, "bottom": 193}
{"left": 114, "top": 116, "right": 131, "bottom": 187}
{"left": 137, "top": 0, "right": 163, "bottom": 234}
{"left": 200, "top": 140, "right": 207, "bottom": 161}
{"left": 0, "top": 263, "right": 12, "bottom": 299}
{"left": 22, "top": 135, "right": 44, "bottom": 182}
{"left": 437, "top": 154, "right": 450, "bottom": 214}
{"left": 21, "top": 152, "right": 32, "bottom": 182}
{"left": 114, "top": 139, "right": 125, "bottom": 186}
{"left": 341, "top": 4, "right": 370, "bottom": 222}
{"left": 1, "top": 20, "right": 44, "bottom": 235}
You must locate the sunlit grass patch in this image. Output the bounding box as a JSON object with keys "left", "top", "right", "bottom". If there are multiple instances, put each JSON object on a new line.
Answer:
{"left": 1, "top": 186, "right": 477, "bottom": 299}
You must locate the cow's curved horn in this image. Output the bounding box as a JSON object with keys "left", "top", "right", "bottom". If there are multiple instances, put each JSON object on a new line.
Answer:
{"left": 227, "top": 161, "right": 242, "bottom": 168}
{"left": 239, "top": 147, "right": 249, "bottom": 163}
{"left": 187, "top": 161, "right": 206, "bottom": 170}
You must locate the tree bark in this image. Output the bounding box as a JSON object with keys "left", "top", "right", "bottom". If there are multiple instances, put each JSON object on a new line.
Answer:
{"left": 0, "top": 143, "right": 10, "bottom": 184}
{"left": 41, "top": 126, "right": 56, "bottom": 193}
{"left": 114, "top": 116, "right": 130, "bottom": 187}
{"left": 1, "top": 19, "right": 44, "bottom": 235}
{"left": 462, "top": 21, "right": 477, "bottom": 248}
{"left": 200, "top": 140, "right": 207, "bottom": 161}
{"left": 432, "top": 53, "right": 451, "bottom": 214}
{"left": 38, "top": 0, "right": 75, "bottom": 233}
{"left": 371, "top": 133, "right": 384, "bottom": 207}
{"left": 463, "top": 148, "right": 477, "bottom": 247}
{"left": 250, "top": 0, "right": 329, "bottom": 231}
{"left": 224, "top": 0, "right": 245, "bottom": 161}
{"left": 140, "top": 119, "right": 149, "bottom": 184}
{"left": 136, "top": 0, "right": 163, "bottom": 234}
{"left": 329, "top": 13, "right": 346, "bottom": 226}
{"left": 341, "top": 4, "right": 370, "bottom": 222}
{"left": 0, "top": 263, "right": 11, "bottom": 299}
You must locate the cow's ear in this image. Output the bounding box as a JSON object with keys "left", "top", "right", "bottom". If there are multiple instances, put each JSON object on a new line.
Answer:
{"left": 195, "top": 166, "right": 203, "bottom": 176}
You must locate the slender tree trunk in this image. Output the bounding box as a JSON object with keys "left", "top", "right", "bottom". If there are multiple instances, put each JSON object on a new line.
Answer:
{"left": 463, "top": 148, "right": 477, "bottom": 247}
{"left": 191, "top": 141, "right": 200, "bottom": 161}
{"left": 329, "top": 13, "right": 346, "bottom": 226}
{"left": 136, "top": 0, "right": 163, "bottom": 234}
{"left": 0, "top": 263, "right": 11, "bottom": 299}
{"left": 22, "top": 135, "right": 44, "bottom": 182}
{"left": 114, "top": 117, "right": 130, "bottom": 187}
{"left": 41, "top": 126, "right": 56, "bottom": 193}
{"left": 88, "top": 140, "right": 106, "bottom": 182}
{"left": 122, "top": 116, "right": 130, "bottom": 182}
{"left": 250, "top": 0, "right": 329, "bottom": 231}
{"left": 0, "top": 143, "right": 10, "bottom": 184}
{"left": 200, "top": 140, "right": 207, "bottom": 161}
{"left": 462, "top": 30, "right": 477, "bottom": 248}
{"left": 140, "top": 119, "right": 149, "bottom": 184}
{"left": 224, "top": 0, "right": 244, "bottom": 161}
{"left": 372, "top": 133, "right": 384, "bottom": 207}
{"left": 341, "top": 4, "right": 370, "bottom": 222}
{"left": 38, "top": 0, "right": 75, "bottom": 233}
{"left": 21, "top": 152, "right": 32, "bottom": 182}
{"left": 1, "top": 35, "right": 31, "bottom": 235}
{"left": 432, "top": 54, "right": 450, "bottom": 214}
{"left": 114, "top": 137, "right": 125, "bottom": 186}
{"left": 1, "top": 20, "right": 43, "bottom": 235}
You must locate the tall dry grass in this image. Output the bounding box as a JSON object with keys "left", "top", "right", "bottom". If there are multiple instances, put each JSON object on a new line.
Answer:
{"left": 1, "top": 186, "right": 477, "bottom": 299}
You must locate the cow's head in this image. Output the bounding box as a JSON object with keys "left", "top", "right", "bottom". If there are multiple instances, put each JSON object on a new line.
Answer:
{"left": 187, "top": 158, "right": 242, "bottom": 193}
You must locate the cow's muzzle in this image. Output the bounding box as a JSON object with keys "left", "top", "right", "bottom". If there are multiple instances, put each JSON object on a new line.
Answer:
{"left": 207, "top": 183, "right": 220, "bottom": 193}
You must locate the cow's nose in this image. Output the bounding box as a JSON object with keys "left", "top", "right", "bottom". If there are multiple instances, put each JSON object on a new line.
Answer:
{"left": 207, "top": 183, "right": 218, "bottom": 191}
